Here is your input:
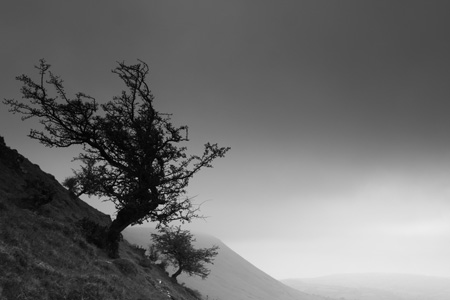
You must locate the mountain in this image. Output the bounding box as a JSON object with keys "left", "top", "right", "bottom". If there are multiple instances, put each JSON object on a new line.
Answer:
{"left": 124, "top": 227, "right": 332, "bottom": 300}
{"left": 0, "top": 135, "right": 202, "bottom": 300}
{"left": 283, "top": 273, "right": 450, "bottom": 300}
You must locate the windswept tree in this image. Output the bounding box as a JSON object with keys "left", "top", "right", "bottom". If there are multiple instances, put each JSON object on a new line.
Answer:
{"left": 3, "top": 59, "right": 230, "bottom": 257}
{"left": 151, "top": 226, "right": 219, "bottom": 281}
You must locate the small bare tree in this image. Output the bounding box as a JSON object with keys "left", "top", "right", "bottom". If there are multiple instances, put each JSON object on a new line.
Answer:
{"left": 151, "top": 226, "right": 219, "bottom": 281}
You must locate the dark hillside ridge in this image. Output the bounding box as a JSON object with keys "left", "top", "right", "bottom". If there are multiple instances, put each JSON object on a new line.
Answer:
{"left": 0, "top": 135, "right": 201, "bottom": 300}
{"left": 0, "top": 136, "right": 110, "bottom": 226}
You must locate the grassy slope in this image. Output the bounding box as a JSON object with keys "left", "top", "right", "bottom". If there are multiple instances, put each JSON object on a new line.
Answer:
{"left": 0, "top": 136, "right": 201, "bottom": 300}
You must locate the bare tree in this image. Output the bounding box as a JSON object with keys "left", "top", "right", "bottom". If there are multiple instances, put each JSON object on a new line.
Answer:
{"left": 3, "top": 59, "right": 230, "bottom": 257}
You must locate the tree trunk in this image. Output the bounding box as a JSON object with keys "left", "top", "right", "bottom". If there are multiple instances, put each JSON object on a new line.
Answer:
{"left": 171, "top": 267, "right": 183, "bottom": 282}
{"left": 105, "top": 205, "right": 148, "bottom": 258}
{"left": 106, "top": 223, "right": 128, "bottom": 258}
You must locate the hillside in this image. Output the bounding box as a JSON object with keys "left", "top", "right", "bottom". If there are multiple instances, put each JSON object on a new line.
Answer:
{"left": 125, "top": 227, "right": 333, "bottom": 300}
{"left": 0, "top": 136, "right": 203, "bottom": 300}
{"left": 283, "top": 273, "right": 450, "bottom": 300}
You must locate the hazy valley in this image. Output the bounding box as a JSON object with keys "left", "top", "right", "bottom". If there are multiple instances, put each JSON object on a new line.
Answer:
{"left": 284, "top": 273, "right": 450, "bottom": 300}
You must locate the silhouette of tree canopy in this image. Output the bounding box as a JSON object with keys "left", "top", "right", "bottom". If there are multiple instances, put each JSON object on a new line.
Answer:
{"left": 151, "top": 226, "right": 219, "bottom": 281}
{"left": 3, "top": 59, "right": 230, "bottom": 257}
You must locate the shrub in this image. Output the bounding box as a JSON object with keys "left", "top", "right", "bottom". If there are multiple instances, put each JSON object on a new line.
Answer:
{"left": 148, "top": 244, "right": 160, "bottom": 263}
{"left": 62, "top": 176, "right": 79, "bottom": 198}
{"left": 75, "top": 218, "right": 120, "bottom": 250}
{"left": 19, "top": 178, "right": 55, "bottom": 210}
{"left": 138, "top": 257, "right": 153, "bottom": 269}
{"left": 130, "top": 244, "right": 147, "bottom": 257}
{"left": 183, "top": 285, "right": 203, "bottom": 300}
{"left": 112, "top": 258, "right": 138, "bottom": 276}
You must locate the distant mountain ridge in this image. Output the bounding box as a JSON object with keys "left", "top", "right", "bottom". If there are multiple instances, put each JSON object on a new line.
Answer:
{"left": 124, "top": 227, "right": 333, "bottom": 300}
{"left": 283, "top": 273, "right": 450, "bottom": 300}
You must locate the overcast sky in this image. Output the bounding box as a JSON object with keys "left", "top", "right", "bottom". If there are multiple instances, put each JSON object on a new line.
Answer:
{"left": 2, "top": 1, "right": 450, "bottom": 280}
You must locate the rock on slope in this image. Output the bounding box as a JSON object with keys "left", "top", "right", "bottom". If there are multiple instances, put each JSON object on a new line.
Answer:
{"left": 124, "top": 227, "right": 332, "bottom": 300}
